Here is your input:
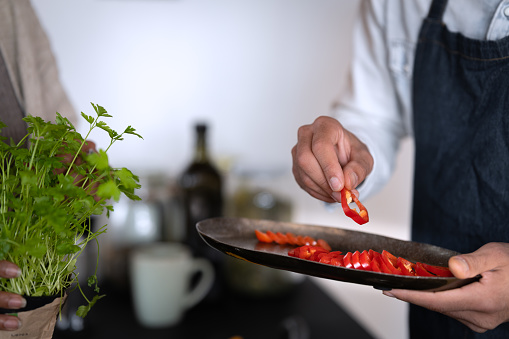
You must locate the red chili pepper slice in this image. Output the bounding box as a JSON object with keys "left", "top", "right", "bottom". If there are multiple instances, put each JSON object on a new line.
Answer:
{"left": 302, "top": 236, "right": 316, "bottom": 246}
{"left": 266, "top": 230, "right": 286, "bottom": 245}
{"left": 343, "top": 252, "right": 354, "bottom": 269}
{"left": 368, "top": 249, "right": 380, "bottom": 261}
{"left": 381, "top": 250, "right": 401, "bottom": 275}
{"left": 415, "top": 262, "right": 435, "bottom": 277}
{"left": 295, "top": 235, "right": 306, "bottom": 246}
{"left": 330, "top": 256, "right": 344, "bottom": 267}
{"left": 276, "top": 232, "right": 289, "bottom": 244}
{"left": 377, "top": 256, "right": 395, "bottom": 274}
{"left": 288, "top": 245, "right": 325, "bottom": 260}
{"left": 295, "top": 245, "right": 313, "bottom": 259}
{"left": 309, "top": 247, "right": 329, "bottom": 261}
{"left": 418, "top": 262, "right": 453, "bottom": 277}
{"left": 255, "top": 230, "right": 272, "bottom": 243}
{"left": 382, "top": 250, "right": 398, "bottom": 267}
{"left": 359, "top": 250, "right": 371, "bottom": 270}
{"left": 351, "top": 251, "right": 363, "bottom": 270}
{"left": 317, "top": 252, "right": 332, "bottom": 263}
{"left": 316, "top": 239, "right": 332, "bottom": 252}
{"left": 397, "top": 256, "right": 415, "bottom": 276}
{"left": 285, "top": 232, "right": 299, "bottom": 245}
{"left": 370, "top": 257, "right": 382, "bottom": 272}
{"left": 288, "top": 247, "right": 300, "bottom": 257}
{"left": 340, "top": 188, "right": 369, "bottom": 225}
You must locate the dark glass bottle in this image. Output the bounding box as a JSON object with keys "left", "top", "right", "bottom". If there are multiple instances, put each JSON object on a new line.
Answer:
{"left": 179, "top": 123, "right": 225, "bottom": 301}
{"left": 180, "top": 123, "right": 223, "bottom": 254}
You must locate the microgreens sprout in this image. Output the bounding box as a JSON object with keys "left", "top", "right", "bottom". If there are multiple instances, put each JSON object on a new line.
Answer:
{"left": 0, "top": 103, "right": 142, "bottom": 317}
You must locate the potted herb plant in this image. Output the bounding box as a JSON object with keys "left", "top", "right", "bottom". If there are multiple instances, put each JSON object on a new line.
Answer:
{"left": 0, "top": 103, "right": 142, "bottom": 338}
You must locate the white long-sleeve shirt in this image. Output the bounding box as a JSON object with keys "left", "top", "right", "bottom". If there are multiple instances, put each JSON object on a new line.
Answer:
{"left": 339, "top": 0, "right": 509, "bottom": 200}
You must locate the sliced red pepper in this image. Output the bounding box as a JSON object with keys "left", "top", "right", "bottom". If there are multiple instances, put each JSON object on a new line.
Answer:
{"left": 419, "top": 262, "right": 454, "bottom": 277}
{"left": 377, "top": 256, "right": 395, "bottom": 274}
{"left": 318, "top": 250, "right": 343, "bottom": 264}
{"left": 329, "top": 251, "right": 343, "bottom": 257}
{"left": 296, "top": 245, "right": 312, "bottom": 259}
{"left": 359, "top": 250, "right": 371, "bottom": 270}
{"left": 397, "top": 256, "right": 415, "bottom": 276}
{"left": 343, "top": 252, "right": 354, "bottom": 269}
{"left": 381, "top": 250, "right": 402, "bottom": 275}
{"left": 302, "top": 236, "right": 316, "bottom": 246}
{"left": 293, "top": 245, "right": 327, "bottom": 260}
{"left": 288, "top": 247, "right": 300, "bottom": 257}
{"left": 285, "top": 232, "right": 299, "bottom": 245}
{"left": 299, "top": 245, "right": 315, "bottom": 260}
{"left": 368, "top": 249, "right": 381, "bottom": 261}
{"left": 276, "top": 232, "right": 288, "bottom": 244}
{"left": 382, "top": 250, "right": 398, "bottom": 267}
{"left": 370, "top": 257, "right": 382, "bottom": 272}
{"left": 316, "top": 239, "right": 332, "bottom": 252}
{"left": 297, "top": 235, "right": 306, "bottom": 246}
{"left": 415, "top": 262, "right": 435, "bottom": 277}
{"left": 330, "top": 256, "right": 344, "bottom": 267}
{"left": 317, "top": 252, "right": 332, "bottom": 264}
{"left": 266, "top": 231, "right": 286, "bottom": 245}
{"left": 287, "top": 243, "right": 451, "bottom": 278}
{"left": 255, "top": 230, "right": 272, "bottom": 243}
{"left": 309, "top": 247, "right": 329, "bottom": 261}
{"left": 340, "top": 188, "right": 369, "bottom": 225}
{"left": 351, "top": 251, "right": 363, "bottom": 270}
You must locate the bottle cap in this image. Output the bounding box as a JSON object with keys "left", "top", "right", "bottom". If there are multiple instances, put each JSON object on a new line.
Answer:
{"left": 195, "top": 123, "right": 207, "bottom": 133}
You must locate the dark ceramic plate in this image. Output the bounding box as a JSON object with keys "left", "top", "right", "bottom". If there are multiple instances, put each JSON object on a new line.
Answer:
{"left": 197, "top": 217, "right": 480, "bottom": 291}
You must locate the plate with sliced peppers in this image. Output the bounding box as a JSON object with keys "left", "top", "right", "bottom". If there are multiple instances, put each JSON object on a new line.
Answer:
{"left": 196, "top": 217, "right": 480, "bottom": 291}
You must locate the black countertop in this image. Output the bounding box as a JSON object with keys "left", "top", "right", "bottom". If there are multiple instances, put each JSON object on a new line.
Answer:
{"left": 53, "top": 277, "right": 375, "bottom": 339}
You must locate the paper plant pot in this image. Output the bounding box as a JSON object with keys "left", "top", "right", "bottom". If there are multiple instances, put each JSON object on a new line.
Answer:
{"left": 0, "top": 293, "right": 67, "bottom": 339}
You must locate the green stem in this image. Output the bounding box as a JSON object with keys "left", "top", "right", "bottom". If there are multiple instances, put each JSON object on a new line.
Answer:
{"left": 64, "top": 117, "right": 97, "bottom": 177}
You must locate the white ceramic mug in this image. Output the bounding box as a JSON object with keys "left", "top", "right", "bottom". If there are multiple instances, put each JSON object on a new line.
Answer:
{"left": 129, "top": 242, "right": 214, "bottom": 328}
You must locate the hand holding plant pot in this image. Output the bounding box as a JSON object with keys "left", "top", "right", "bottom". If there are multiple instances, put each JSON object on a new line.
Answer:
{"left": 0, "top": 140, "right": 98, "bottom": 332}
{"left": 0, "top": 260, "right": 23, "bottom": 330}
{"left": 0, "top": 103, "right": 142, "bottom": 337}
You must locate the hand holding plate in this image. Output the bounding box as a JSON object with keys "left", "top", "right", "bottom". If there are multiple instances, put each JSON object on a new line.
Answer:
{"left": 383, "top": 242, "right": 509, "bottom": 333}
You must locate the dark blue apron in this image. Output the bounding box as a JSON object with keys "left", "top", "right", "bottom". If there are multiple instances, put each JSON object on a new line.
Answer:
{"left": 411, "top": 0, "right": 509, "bottom": 337}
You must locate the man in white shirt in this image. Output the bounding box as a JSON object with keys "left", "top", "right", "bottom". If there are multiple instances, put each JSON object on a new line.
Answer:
{"left": 292, "top": 0, "right": 509, "bottom": 337}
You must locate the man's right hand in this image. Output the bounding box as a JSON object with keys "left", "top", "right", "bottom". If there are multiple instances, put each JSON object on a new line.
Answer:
{"left": 291, "top": 116, "right": 373, "bottom": 203}
{"left": 0, "top": 261, "right": 24, "bottom": 331}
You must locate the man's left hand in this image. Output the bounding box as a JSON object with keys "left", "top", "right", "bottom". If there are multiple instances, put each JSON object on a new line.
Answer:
{"left": 383, "top": 242, "right": 509, "bottom": 333}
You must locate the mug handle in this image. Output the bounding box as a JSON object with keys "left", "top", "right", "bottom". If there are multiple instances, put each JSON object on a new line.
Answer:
{"left": 182, "top": 258, "right": 215, "bottom": 308}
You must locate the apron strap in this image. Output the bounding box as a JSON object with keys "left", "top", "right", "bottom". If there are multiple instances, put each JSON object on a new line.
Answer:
{"left": 0, "top": 48, "right": 26, "bottom": 145}
{"left": 427, "top": 0, "right": 448, "bottom": 21}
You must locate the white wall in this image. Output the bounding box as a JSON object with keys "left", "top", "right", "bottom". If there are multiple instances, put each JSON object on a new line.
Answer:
{"left": 31, "top": 1, "right": 414, "bottom": 338}
{"left": 32, "top": 0, "right": 358, "bottom": 177}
